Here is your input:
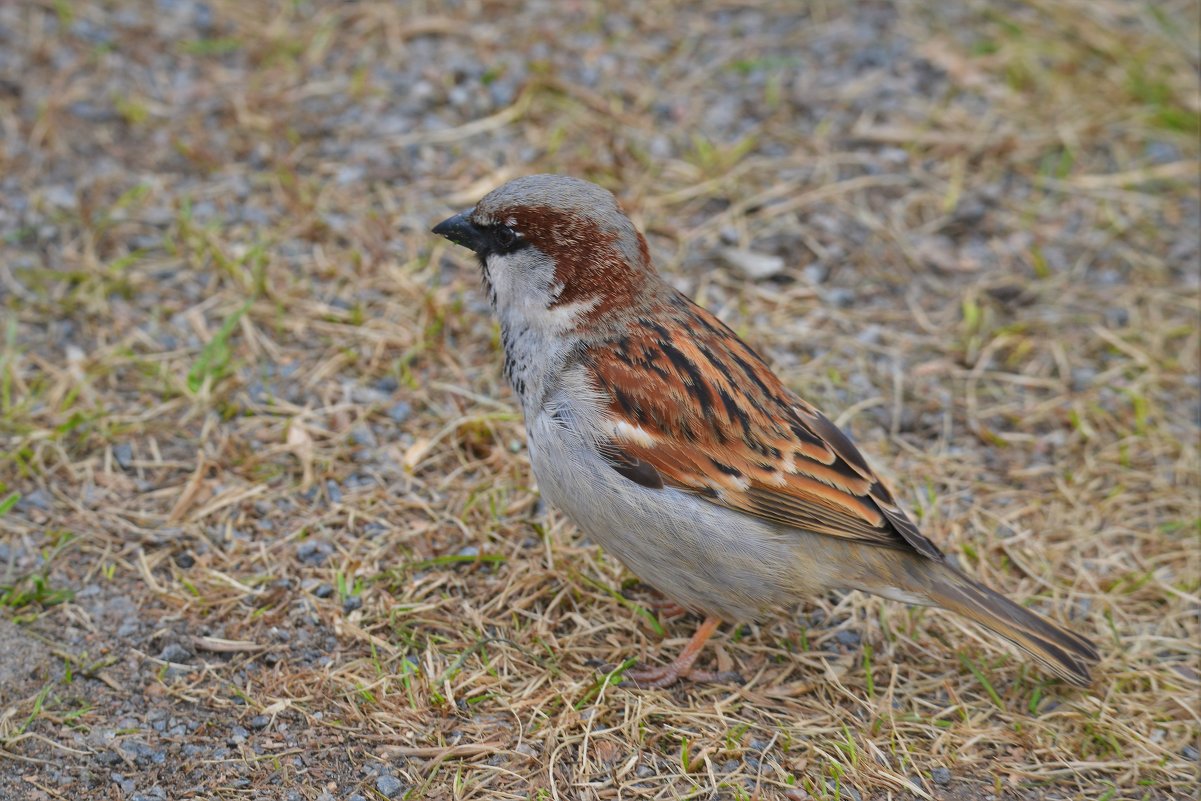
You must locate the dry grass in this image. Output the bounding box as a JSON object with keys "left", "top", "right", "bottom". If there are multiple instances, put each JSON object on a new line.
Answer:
{"left": 0, "top": 0, "right": 1198, "bottom": 799}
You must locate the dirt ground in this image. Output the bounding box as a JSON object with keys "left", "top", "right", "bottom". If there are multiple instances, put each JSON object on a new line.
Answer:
{"left": 1, "top": 1, "right": 1198, "bottom": 799}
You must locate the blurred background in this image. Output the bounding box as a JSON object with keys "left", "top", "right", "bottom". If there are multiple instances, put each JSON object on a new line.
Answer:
{"left": 0, "top": 1, "right": 1197, "bottom": 799}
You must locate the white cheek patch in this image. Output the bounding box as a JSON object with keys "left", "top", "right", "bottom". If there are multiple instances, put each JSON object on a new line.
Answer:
{"left": 489, "top": 254, "right": 600, "bottom": 346}
{"left": 487, "top": 253, "right": 537, "bottom": 308}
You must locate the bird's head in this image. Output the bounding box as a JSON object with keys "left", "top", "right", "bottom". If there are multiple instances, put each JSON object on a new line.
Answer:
{"left": 432, "top": 174, "right": 654, "bottom": 331}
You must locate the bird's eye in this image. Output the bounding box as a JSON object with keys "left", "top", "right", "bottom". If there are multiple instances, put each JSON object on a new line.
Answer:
{"left": 494, "top": 226, "right": 518, "bottom": 250}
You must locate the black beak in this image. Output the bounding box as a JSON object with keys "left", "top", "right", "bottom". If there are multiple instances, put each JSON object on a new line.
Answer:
{"left": 432, "top": 210, "right": 487, "bottom": 254}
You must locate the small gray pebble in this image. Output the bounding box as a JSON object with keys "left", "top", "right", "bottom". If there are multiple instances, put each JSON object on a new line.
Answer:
{"left": 68, "top": 102, "right": 115, "bottom": 122}
{"left": 836, "top": 629, "right": 861, "bottom": 647}
{"left": 159, "top": 643, "right": 191, "bottom": 663}
{"left": 336, "top": 166, "right": 366, "bottom": 185}
{"left": 350, "top": 425, "right": 377, "bottom": 447}
{"left": 343, "top": 595, "right": 363, "bottom": 613}
{"left": 114, "top": 443, "right": 134, "bottom": 470}
{"left": 856, "top": 325, "right": 882, "bottom": 345}
{"left": 248, "top": 715, "right": 270, "bottom": 729}
{"left": 803, "top": 263, "right": 829, "bottom": 284}
{"left": 932, "top": 766, "right": 952, "bottom": 785}
{"left": 648, "top": 134, "right": 673, "bottom": 159}
{"left": 314, "top": 583, "right": 334, "bottom": 599}
{"left": 721, "top": 247, "right": 785, "bottom": 280}
{"left": 1183, "top": 745, "right": 1199, "bottom": 761}
{"left": 952, "top": 198, "right": 988, "bottom": 226}
{"left": 1104, "top": 307, "right": 1129, "bottom": 328}
{"left": 1071, "top": 367, "right": 1096, "bottom": 391}
{"left": 387, "top": 401, "right": 412, "bottom": 423}
{"left": 18, "top": 489, "right": 51, "bottom": 510}
{"left": 826, "top": 781, "right": 861, "bottom": 801}
{"left": 296, "top": 540, "right": 333, "bottom": 565}
{"left": 121, "top": 740, "right": 165, "bottom": 766}
{"left": 1145, "top": 140, "right": 1180, "bottom": 164}
{"left": 375, "top": 775, "right": 406, "bottom": 797}
{"left": 824, "top": 287, "right": 855, "bottom": 308}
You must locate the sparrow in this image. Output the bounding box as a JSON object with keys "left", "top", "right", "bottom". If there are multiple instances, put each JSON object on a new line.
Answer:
{"left": 432, "top": 174, "right": 1099, "bottom": 689}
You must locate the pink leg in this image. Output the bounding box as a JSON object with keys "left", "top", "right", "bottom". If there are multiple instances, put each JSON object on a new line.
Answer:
{"left": 624, "top": 616, "right": 725, "bottom": 688}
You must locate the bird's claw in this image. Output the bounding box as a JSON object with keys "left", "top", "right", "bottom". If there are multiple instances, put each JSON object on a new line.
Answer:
{"left": 614, "top": 663, "right": 744, "bottom": 689}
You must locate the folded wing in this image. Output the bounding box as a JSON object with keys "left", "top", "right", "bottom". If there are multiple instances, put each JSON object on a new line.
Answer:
{"left": 585, "top": 290, "right": 941, "bottom": 560}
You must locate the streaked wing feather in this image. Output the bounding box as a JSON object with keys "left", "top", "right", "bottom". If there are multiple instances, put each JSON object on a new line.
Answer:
{"left": 584, "top": 289, "right": 942, "bottom": 559}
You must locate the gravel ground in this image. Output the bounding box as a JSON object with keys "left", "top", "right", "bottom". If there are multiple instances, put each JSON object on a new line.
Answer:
{"left": 1, "top": 1, "right": 1198, "bottom": 800}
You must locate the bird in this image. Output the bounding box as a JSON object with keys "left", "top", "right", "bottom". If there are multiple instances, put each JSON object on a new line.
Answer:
{"left": 432, "top": 174, "right": 1099, "bottom": 689}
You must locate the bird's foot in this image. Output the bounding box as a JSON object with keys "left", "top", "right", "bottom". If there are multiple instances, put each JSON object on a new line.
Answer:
{"left": 615, "top": 616, "right": 737, "bottom": 688}
{"left": 621, "top": 663, "right": 743, "bottom": 689}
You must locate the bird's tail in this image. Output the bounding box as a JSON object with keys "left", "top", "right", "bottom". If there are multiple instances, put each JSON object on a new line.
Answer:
{"left": 909, "top": 560, "right": 1099, "bottom": 686}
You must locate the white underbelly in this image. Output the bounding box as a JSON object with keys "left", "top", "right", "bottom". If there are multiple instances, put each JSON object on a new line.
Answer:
{"left": 526, "top": 412, "right": 845, "bottom": 621}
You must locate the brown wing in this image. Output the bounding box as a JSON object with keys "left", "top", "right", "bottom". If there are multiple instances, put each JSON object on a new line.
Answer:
{"left": 585, "top": 289, "right": 942, "bottom": 560}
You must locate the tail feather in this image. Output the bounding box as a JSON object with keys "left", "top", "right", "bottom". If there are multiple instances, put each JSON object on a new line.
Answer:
{"left": 917, "top": 563, "right": 1099, "bottom": 686}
